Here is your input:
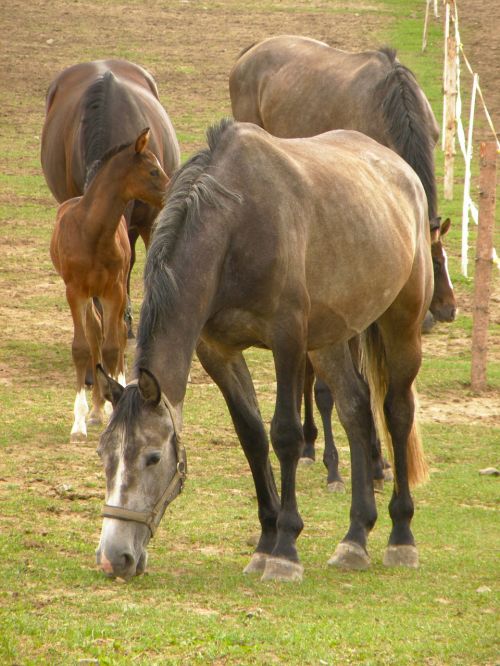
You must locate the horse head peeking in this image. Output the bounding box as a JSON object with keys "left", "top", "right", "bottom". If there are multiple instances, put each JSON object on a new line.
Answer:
{"left": 96, "top": 366, "right": 186, "bottom": 579}
{"left": 42, "top": 59, "right": 180, "bottom": 336}
{"left": 95, "top": 119, "right": 432, "bottom": 582}
{"left": 50, "top": 129, "right": 169, "bottom": 442}
{"left": 429, "top": 217, "right": 456, "bottom": 322}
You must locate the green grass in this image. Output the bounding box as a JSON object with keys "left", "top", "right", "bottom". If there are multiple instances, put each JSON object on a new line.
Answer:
{"left": 0, "top": 0, "right": 498, "bottom": 664}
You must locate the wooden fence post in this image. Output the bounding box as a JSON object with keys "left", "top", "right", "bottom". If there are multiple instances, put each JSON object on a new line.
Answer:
{"left": 443, "top": 0, "right": 457, "bottom": 200}
{"left": 471, "top": 141, "right": 497, "bottom": 391}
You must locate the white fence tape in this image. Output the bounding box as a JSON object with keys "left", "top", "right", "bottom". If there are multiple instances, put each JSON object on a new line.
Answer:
{"left": 436, "top": 0, "right": 498, "bottom": 276}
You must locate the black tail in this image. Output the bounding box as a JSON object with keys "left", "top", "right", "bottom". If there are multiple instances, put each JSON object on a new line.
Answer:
{"left": 375, "top": 48, "right": 437, "bottom": 220}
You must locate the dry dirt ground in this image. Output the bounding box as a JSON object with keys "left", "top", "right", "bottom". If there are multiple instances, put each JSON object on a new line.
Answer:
{"left": 0, "top": 0, "right": 499, "bottom": 427}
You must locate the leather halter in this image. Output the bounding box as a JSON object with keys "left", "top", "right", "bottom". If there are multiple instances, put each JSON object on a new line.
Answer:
{"left": 101, "top": 381, "right": 187, "bottom": 537}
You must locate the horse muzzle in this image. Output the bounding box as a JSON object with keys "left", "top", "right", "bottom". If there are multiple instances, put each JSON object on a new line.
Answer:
{"left": 96, "top": 517, "right": 150, "bottom": 579}
{"left": 96, "top": 543, "right": 148, "bottom": 580}
{"left": 432, "top": 303, "right": 457, "bottom": 323}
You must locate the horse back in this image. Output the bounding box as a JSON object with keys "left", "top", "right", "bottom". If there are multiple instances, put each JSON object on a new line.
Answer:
{"left": 230, "top": 35, "right": 392, "bottom": 141}
{"left": 41, "top": 60, "right": 179, "bottom": 203}
{"left": 209, "top": 124, "right": 430, "bottom": 342}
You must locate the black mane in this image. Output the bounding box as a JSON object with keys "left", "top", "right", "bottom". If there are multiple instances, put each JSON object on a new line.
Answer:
{"left": 135, "top": 118, "right": 241, "bottom": 367}
{"left": 375, "top": 47, "right": 438, "bottom": 220}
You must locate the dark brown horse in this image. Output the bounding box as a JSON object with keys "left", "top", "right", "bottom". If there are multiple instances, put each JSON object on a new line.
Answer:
{"left": 42, "top": 59, "right": 180, "bottom": 334}
{"left": 50, "top": 129, "right": 169, "bottom": 442}
{"left": 230, "top": 35, "right": 456, "bottom": 480}
{"left": 95, "top": 120, "right": 432, "bottom": 582}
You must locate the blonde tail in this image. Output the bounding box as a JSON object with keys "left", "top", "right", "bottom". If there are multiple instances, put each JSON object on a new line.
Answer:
{"left": 359, "top": 325, "right": 428, "bottom": 488}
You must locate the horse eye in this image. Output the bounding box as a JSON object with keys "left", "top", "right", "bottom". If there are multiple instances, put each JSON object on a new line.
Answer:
{"left": 150, "top": 168, "right": 160, "bottom": 177}
{"left": 146, "top": 452, "right": 161, "bottom": 466}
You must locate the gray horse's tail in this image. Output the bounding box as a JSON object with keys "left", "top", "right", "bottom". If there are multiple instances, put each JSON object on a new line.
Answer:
{"left": 360, "top": 324, "right": 429, "bottom": 489}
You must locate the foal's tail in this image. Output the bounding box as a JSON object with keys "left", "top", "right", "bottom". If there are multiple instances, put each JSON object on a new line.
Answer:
{"left": 375, "top": 48, "right": 438, "bottom": 221}
{"left": 360, "top": 325, "right": 429, "bottom": 488}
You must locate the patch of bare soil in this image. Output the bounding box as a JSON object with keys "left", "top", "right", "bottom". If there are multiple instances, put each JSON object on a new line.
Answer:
{"left": 419, "top": 390, "right": 500, "bottom": 426}
{"left": 456, "top": 0, "right": 500, "bottom": 141}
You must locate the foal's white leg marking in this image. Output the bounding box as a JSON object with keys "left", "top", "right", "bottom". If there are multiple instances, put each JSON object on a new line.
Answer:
{"left": 71, "top": 388, "right": 89, "bottom": 438}
{"left": 442, "top": 248, "right": 454, "bottom": 290}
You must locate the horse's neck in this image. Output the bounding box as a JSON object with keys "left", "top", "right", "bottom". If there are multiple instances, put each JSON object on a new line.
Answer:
{"left": 135, "top": 225, "right": 227, "bottom": 405}
{"left": 81, "top": 166, "right": 128, "bottom": 241}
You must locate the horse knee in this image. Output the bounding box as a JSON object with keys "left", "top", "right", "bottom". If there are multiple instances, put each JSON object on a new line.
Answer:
{"left": 314, "top": 379, "right": 334, "bottom": 412}
{"left": 270, "top": 416, "right": 304, "bottom": 461}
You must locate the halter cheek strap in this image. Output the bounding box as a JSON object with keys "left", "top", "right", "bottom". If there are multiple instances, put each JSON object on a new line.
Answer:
{"left": 101, "top": 383, "right": 187, "bottom": 537}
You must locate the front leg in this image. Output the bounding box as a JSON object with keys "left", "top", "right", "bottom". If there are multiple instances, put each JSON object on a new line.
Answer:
{"left": 196, "top": 341, "right": 280, "bottom": 574}
{"left": 310, "top": 342, "right": 378, "bottom": 571}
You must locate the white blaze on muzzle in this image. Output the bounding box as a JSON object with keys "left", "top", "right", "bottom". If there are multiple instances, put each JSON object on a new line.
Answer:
{"left": 100, "top": 382, "right": 187, "bottom": 537}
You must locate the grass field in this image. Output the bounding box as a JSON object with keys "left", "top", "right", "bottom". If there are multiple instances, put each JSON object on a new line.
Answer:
{"left": 0, "top": 1, "right": 499, "bottom": 664}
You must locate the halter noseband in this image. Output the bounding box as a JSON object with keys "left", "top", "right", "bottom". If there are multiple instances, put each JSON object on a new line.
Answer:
{"left": 101, "top": 382, "right": 187, "bottom": 537}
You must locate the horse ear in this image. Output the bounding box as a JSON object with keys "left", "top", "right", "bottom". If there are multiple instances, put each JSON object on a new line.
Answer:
{"left": 135, "top": 128, "right": 151, "bottom": 154}
{"left": 440, "top": 217, "right": 451, "bottom": 236}
{"left": 137, "top": 367, "right": 161, "bottom": 406}
{"left": 95, "top": 364, "right": 124, "bottom": 407}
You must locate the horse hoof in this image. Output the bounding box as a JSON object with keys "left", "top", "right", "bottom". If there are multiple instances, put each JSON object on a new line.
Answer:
{"left": 383, "top": 468, "right": 394, "bottom": 482}
{"left": 261, "top": 557, "right": 304, "bottom": 582}
{"left": 246, "top": 533, "right": 259, "bottom": 548}
{"left": 328, "top": 541, "right": 370, "bottom": 570}
{"left": 87, "top": 414, "right": 103, "bottom": 427}
{"left": 383, "top": 545, "right": 419, "bottom": 568}
{"left": 373, "top": 478, "right": 385, "bottom": 493}
{"left": 299, "top": 457, "right": 315, "bottom": 466}
{"left": 70, "top": 432, "right": 87, "bottom": 443}
{"left": 327, "top": 481, "right": 345, "bottom": 493}
{"left": 243, "top": 552, "right": 269, "bottom": 574}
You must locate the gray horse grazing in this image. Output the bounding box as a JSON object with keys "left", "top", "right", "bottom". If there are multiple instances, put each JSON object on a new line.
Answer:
{"left": 96, "top": 120, "right": 432, "bottom": 583}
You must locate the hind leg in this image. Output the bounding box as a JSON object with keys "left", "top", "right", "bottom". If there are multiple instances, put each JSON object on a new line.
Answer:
{"left": 310, "top": 343, "right": 377, "bottom": 570}
{"left": 314, "top": 378, "right": 345, "bottom": 492}
{"left": 301, "top": 356, "right": 318, "bottom": 462}
{"left": 262, "top": 310, "right": 309, "bottom": 581}
{"left": 377, "top": 315, "right": 428, "bottom": 568}
{"left": 348, "top": 336, "right": 389, "bottom": 489}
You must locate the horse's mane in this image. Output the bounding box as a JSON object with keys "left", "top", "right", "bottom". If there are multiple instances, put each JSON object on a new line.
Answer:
{"left": 82, "top": 71, "right": 116, "bottom": 170}
{"left": 375, "top": 47, "right": 437, "bottom": 220}
{"left": 84, "top": 141, "right": 132, "bottom": 190}
{"left": 135, "top": 118, "right": 241, "bottom": 366}
{"left": 236, "top": 41, "right": 257, "bottom": 59}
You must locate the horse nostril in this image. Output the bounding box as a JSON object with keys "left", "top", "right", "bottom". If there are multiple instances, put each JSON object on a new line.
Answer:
{"left": 122, "top": 552, "right": 135, "bottom": 570}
